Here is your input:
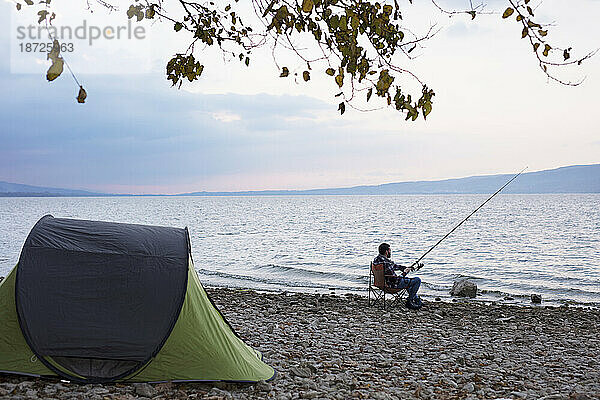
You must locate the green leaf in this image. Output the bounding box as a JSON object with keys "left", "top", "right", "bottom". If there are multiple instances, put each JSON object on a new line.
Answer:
{"left": 338, "top": 102, "right": 345, "bottom": 115}
{"left": 302, "top": 0, "right": 313, "bottom": 13}
{"left": 24, "top": 0, "right": 33, "bottom": 5}
{"left": 37, "top": 10, "right": 49, "bottom": 24}
{"left": 303, "top": 70, "right": 310, "bottom": 81}
{"left": 376, "top": 69, "right": 394, "bottom": 96}
{"left": 502, "top": 7, "right": 514, "bottom": 19}
{"left": 16, "top": 3, "right": 22, "bottom": 10}
{"left": 325, "top": 68, "right": 335, "bottom": 76}
{"left": 280, "top": 66, "right": 289, "bottom": 77}
{"left": 423, "top": 101, "right": 432, "bottom": 119}
{"left": 245, "top": 57, "right": 250, "bottom": 66}
{"left": 174, "top": 22, "right": 183, "bottom": 32}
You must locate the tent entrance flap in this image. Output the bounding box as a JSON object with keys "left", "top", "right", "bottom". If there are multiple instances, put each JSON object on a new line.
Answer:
{"left": 15, "top": 216, "right": 189, "bottom": 382}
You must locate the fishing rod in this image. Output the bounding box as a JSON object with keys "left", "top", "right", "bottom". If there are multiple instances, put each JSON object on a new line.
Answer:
{"left": 407, "top": 167, "right": 528, "bottom": 272}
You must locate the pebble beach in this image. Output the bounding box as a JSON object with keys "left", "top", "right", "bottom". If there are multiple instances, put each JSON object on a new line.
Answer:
{"left": 1, "top": 288, "right": 599, "bottom": 400}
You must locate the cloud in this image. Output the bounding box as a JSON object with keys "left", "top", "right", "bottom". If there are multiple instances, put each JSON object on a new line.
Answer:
{"left": 1, "top": 0, "right": 599, "bottom": 194}
{"left": 211, "top": 111, "right": 241, "bottom": 123}
{"left": 0, "top": 70, "right": 353, "bottom": 192}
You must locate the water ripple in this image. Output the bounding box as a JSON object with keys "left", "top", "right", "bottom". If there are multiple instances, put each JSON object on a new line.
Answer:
{"left": 1, "top": 194, "right": 599, "bottom": 305}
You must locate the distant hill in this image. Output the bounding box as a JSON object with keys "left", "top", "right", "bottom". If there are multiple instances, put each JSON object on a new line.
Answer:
{"left": 182, "top": 164, "right": 600, "bottom": 196}
{"left": 1, "top": 164, "right": 599, "bottom": 197}
{"left": 0, "top": 182, "right": 104, "bottom": 197}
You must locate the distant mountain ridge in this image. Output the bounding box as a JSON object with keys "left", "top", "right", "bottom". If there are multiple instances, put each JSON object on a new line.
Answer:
{"left": 0, "top": 182, "right": 104, "bottom": 197}
{"left": 1, "top": 164, "right": 599, "bottom": 197}
{"left": 182, "top": 164, "right": 600, "bottom": 195}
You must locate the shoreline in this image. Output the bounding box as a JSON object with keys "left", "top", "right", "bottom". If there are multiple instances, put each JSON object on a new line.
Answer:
{"left": 200, "top": 282, "right": 600, "bottom": 309}
{"left": 1, "top": 288, "right": 599, "bottom": 399}
{"left": 3, "top": 274, "right": 600, "bottom": 309}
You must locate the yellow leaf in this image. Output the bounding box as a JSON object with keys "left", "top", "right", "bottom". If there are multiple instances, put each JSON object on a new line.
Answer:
{"left": 77, "top": 86, "right": 87, "bottom": 104}
{"left": 303, "top": 71, "right": 310, "bottom": 81}
{"left": 46, "top": 39, "right": 63, "bottom": 81}
{"left": 302, "top": 0, "right": 313, "bottom": 13}
{"left": 48, "top": 39, "right": 60, "bottom": 62}
{"left": 543, "top": 44, "right": 551, "bottom": 57}
{"left": 46, "top": 58, "right": 63, "bottom": 81}
{"left": 335, "top": 74, "right": 343, "bottom": 88}
{"left": 502, "top": 7, "right": 514, "bottom": 19}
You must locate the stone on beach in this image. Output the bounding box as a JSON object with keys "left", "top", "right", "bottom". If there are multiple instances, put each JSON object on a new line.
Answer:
{"left": 450, "top": 278, "right": 478, "bottom": 298}
{"left": 531, "top": 294, "right": 543, "bottom": 304}
{"left": 133, "top": 382, "right": 157, "bottom": 398}
{"left": 1, "top": 287, "right": 599, "bottom": 400}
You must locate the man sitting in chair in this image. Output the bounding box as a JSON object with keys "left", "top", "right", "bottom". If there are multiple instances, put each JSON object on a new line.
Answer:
{"left": 373, "top": 243, "right": 423, "bottom": 309}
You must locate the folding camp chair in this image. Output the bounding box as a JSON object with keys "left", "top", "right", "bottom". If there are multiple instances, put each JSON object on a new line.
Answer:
{"left": 368, "top": 262, "right": 407, "bottom": 309}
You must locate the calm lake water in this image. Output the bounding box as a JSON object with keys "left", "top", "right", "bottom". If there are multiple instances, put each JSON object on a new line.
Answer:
{"left": 1, "top": 195, "right": 599, "bottom": 306}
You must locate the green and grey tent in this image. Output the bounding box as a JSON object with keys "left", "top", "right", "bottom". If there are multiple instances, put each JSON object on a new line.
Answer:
{"left": 0, "top": 215, "right": 275, "bottom": 383}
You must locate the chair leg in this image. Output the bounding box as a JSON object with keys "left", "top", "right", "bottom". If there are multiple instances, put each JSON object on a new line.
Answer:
{"left": 368, "top": 271, "right": 372, "bottom": 307}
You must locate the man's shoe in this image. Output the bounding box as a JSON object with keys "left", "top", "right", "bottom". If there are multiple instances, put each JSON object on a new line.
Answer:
{"left": 406, "top": 296, "right": 423, "bottom": 310}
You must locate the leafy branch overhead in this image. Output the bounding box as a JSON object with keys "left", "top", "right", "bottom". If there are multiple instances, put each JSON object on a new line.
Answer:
{"left": 501, "top": 0, "right": 596, "bottom": 86}
{"left": 18, "top": 0, "right": 597, "bottom": 118}
{"left": 17, "top": 0, "right": 87, "bottom": 103}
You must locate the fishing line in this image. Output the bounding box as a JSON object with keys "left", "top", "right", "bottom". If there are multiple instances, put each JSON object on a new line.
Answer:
{"left": 408, "top": 166, "right": 528, "bottom": 271}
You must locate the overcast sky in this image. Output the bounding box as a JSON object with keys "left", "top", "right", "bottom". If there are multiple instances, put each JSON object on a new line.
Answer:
{"left": 1, "top": 0, "right": 599, "bottom": 194}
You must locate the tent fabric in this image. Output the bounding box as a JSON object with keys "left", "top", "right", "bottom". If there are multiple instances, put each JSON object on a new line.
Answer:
{"left": 0, "top": 266, "right": 56, "bottom": 377}
{"left": 132, "top": 258, "right": 275, "bottom": 382}
{"left": 0, "top": 215, "right": 274, "bottom": 383}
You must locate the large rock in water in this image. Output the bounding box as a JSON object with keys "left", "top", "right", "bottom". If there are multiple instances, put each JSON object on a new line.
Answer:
{"left": 450, "top": 279, "right": 477, "bottom": 298}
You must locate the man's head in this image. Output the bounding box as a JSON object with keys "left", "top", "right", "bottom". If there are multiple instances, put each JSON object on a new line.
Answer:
{"left": 378, "top": 242, "right": 391, "bottom": 258}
